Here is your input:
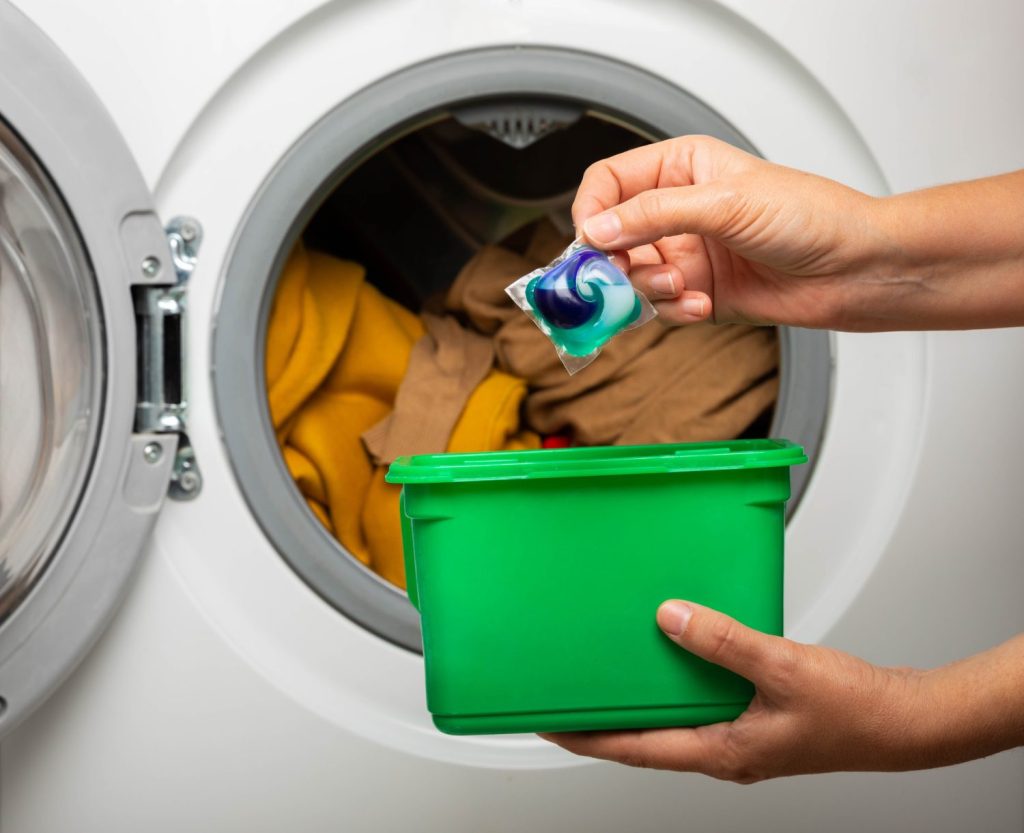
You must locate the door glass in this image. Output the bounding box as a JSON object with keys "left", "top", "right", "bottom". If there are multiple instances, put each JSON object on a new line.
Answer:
{"left": 0, "top": 119, "right": 102, "bottom": 625}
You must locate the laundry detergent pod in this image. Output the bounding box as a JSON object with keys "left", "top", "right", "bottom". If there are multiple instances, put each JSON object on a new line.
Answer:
{"left": 506, "top": 239, "right": 657, "bottom": 374}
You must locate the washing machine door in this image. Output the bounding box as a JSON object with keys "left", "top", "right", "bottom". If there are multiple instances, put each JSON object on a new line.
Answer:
{"left": 0, "top": 2, "right": 193, "bottom": 736}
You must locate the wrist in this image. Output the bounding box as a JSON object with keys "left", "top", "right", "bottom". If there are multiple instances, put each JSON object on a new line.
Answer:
{"left": 844, "top": 174, "right": 1024, "bottom": 330}
{"left": 900, "top": 665, "right": 994, "bottom": 769}
{"left": 826, "top": 195, "right": 930, "bottom": 331}
{"left": 900, "top": 637, "right": 1024, "bottom": 769}
{"left": 833, "top": 190, "right": 998, "bottom": 331}
{"left": 865, "top": 668, "right": 938, "bottom": 770}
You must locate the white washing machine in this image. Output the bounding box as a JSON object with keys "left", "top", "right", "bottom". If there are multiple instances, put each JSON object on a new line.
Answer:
{"left": 1, "top": 1, "right": 1023, "bottom": 830}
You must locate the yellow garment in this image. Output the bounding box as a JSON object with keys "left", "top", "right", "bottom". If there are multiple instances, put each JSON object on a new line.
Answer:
{"left": 266, "top": 243, "right": 538, "bottom": 588}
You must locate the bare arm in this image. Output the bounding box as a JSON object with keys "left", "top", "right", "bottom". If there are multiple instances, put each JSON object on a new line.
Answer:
{"left": 862, "top": 172, "right": 1024, "bottom": 330}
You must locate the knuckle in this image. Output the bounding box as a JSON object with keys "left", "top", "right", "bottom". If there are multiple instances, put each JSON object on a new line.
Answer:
{"left": 579, "top": 161, "right": 603, "bottom": 183}
{"left": 714, "top": 738, "right": 766, "bottom": 785}
{"left": 633, "top": 190, "right": 668, "bottom": 227}
{"left": 703, "top": 616, "right": 742, "bottom": 665}
{"left": 685, "top": 133, "right": 717, "bottom": 152}
{"left": 707, "top": 184, "right": 751, "bottom": 234}
{"left": 729, "top": 769, "right": 767, "bottom": 786}
{"left": 689, "top": 134, "right": 752, "bottom": 169}
{"left": 682, "top": 135, "right": 731, "bottom": 175}
{"left": 671, "top": 133, "right": 707, "bottom": 152}
{"left": 762, "top": 642, "right": 801, "bottom": 692}
{"left": 710, "top": 184, "right": 741, "bottom": 215}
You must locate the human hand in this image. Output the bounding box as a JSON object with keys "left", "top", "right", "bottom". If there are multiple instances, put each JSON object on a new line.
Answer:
{"left": 573, "top": 135, "right": 892, "bottom": 331}
{"left": 541, "top": 601, "right": 939, "bottom": 783}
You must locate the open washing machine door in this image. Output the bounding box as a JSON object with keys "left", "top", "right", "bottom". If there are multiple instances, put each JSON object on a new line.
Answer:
{"left": 0, "top": 2, "right": 196, "bottom": 736}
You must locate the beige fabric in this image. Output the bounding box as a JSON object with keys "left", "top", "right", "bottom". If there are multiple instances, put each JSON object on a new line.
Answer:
{"left": 445, "top": 229, "right": 780, "bottom": 446}
{"left": 362, "top": 313, "right": 496, "bottom": 465}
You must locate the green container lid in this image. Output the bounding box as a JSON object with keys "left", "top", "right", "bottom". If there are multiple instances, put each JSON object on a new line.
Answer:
{"left": 386, "top": 438, "right": 807, "bottom": 484}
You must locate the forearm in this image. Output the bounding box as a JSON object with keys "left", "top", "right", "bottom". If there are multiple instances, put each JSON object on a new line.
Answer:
{"left": 846, "top": 172, "right": 1024, "bottom": 331}
{"left": 903, "top": 633, "right": 1024, "bottom": 768}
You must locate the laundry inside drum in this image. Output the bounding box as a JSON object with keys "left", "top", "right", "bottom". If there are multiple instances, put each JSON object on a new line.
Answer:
{"left": 263, "top": 107, "right": 780, "bottom": 591}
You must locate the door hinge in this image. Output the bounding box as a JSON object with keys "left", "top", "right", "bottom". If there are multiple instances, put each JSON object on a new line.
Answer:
{"left": 133, "top": 216, "right": 203, "bottom": 500}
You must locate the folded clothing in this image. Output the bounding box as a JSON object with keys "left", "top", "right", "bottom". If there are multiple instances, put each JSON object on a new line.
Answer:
{"left": 266, "top": 242, "right": 538, "bottom": 588}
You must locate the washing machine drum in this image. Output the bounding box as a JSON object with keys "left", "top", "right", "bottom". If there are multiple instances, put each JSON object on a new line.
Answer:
{"left": 214, "top": 49, "right": 831, "bottom": 653}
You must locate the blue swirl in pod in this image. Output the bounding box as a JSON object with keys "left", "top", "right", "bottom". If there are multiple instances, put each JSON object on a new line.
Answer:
{"left": 526, "top": 246, "right": 641, "bottom": 356}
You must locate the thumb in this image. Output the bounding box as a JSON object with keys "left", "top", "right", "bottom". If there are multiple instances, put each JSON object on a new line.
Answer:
{"left": 580, "top": 183, "right": 733, "bottom": 250}
{"left": 657, "top": 600, "right": 791, "bottom": 688}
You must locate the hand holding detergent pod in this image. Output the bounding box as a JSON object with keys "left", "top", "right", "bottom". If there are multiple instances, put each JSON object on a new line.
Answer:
{"left": 505, "top": 238, "right": 657, "bottom": 373}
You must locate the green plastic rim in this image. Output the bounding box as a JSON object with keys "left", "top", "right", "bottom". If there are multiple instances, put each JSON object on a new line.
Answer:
{"left": 386, "top": 438, "right": 806, "bottom": 484}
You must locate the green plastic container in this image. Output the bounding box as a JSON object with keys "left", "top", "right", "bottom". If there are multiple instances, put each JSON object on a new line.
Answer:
{"left": 387, "top": 439, "right": 806, "bottom": 735}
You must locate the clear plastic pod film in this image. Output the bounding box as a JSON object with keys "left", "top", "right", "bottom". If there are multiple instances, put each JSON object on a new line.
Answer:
{"left": 389, "top": 439, "right": 806, "bottom": 734}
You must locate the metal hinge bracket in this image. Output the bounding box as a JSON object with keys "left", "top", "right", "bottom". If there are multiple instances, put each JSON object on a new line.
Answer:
{"left": 133, "top": 216, "right": 203, "bottom": 500}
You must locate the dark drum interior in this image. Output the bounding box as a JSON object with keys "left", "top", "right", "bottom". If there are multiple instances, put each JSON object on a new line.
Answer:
{"left": 304, "top": 111, "right": 648, "bottom": 307}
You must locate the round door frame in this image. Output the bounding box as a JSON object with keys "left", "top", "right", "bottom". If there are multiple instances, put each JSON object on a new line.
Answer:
{"left": 212, "top": 46, "right": 831, "bottom": 653}
{"left": 0, "top": 2, "right": 177, "bottom": 736}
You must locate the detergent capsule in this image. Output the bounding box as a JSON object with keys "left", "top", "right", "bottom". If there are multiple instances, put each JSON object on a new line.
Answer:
{"left": 505, "top": 239, "right": 657, "bottom": 374}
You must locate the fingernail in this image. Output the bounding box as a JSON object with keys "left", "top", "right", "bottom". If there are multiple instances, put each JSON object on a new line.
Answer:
{"left": 650, "top": 272, "right": 676, "bottom": 296}
{"left": 583, "top": 212, "right": 622, "bottom": 245}
{"left": 658, "top": 601, "right": 693, "bottom": 637}
{"left": 681, "top": 298, "right": 706, "bottom": 317}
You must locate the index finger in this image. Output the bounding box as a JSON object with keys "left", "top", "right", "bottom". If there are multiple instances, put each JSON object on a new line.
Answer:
{"left": 573, "top": 134, "right": 760, "bottom": 229}
{"left": 572, "top": 140, "right": 700, "bottom": 228}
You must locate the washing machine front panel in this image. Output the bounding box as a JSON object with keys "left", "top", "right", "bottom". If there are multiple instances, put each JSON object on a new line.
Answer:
{"left": 154, "top": 4, "right": 916, "bottom": 770}
{"left": 3, "top": 2, "right": 1024, "bottom": 831}
{"left": 0, "top": 1, "right": 178, "bottom": 736}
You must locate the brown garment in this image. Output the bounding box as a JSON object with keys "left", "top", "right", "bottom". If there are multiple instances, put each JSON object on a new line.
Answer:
{"left": 445, "top": 227, "right": 779, "bottom": 446}
{"left": 362, "top": 313, "right": 496, "bottom": 465}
